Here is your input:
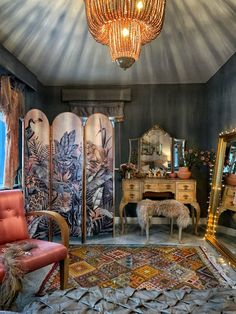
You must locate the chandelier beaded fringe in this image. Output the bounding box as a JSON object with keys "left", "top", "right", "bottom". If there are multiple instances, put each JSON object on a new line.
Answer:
{"left": 85, "top": 0, "right": 166, "bottom": 69}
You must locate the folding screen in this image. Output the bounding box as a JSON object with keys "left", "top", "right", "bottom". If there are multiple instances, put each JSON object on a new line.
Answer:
{"left": 24, "top": 109, "right": 50, "bottom": 237}
{"left": 51, "top": 113, "right": 83, "bottom": 237}
{"left": 85, "top": 114, "right": 114, "bottom": 237}
{"left": 24, "top": 110, "right": 113, "bottom": 240}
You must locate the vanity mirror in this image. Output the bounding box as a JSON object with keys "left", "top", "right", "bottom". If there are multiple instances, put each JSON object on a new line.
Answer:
{"left": 140, "top": 125, "right": 172, "bottom": 173}
{"left": 206, "top": 129, "right": 236, "bottom": 267}
{"left": 128, "top": 125, "right": 185, "bottom": 173}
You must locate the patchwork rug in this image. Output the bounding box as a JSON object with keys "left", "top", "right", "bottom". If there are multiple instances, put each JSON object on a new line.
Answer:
{"left": 37, "top": 245, "right": 233, "bottom": 295}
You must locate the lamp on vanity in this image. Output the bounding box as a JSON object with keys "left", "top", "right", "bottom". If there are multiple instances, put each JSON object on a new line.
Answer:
{"left": 84, "top": 0, "right": 166, "bottom": 69}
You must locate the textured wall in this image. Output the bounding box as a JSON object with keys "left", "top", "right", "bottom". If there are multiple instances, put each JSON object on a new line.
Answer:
{"left": 40, "top": 84, "right": 209, "bottom": 216}
{"left": 206, "top": 53, "right": 236, "bottom": 149}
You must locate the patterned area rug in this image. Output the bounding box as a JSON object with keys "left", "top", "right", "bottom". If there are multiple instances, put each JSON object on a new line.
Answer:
{"left": 37, "top": 245, "right": 232, "bottom": 295}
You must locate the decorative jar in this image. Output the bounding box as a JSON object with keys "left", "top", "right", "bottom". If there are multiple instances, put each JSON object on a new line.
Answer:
{"left": 177, "top": 167, "right": 191, "bottom": 179}
{"left": 225, "top": 173, "right": 236, "bottom": 186}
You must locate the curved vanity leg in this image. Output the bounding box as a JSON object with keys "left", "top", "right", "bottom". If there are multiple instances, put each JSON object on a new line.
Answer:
{"left": 191, "top": 202, "right": 201, "bottom": 236}
{"left": 119, "top": 198, "right": 128, "bottom": 234}
{"left": 178, "top": 226, "right": 182, "bottom": 243}
{"left": 191, "top": 207, "right": 195, "bottom": 230}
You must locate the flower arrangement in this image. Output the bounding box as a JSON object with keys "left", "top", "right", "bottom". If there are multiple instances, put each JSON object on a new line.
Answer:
{"left": 180, "top": 148, "right": 215, "bottom": 170}
{"left": 119, "top": 163, "right": 136, "bottom": 178}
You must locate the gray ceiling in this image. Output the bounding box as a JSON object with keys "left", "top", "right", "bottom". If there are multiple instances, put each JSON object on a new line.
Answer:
{"left": 0, "top": 0, "right": 235, "bottom": 86}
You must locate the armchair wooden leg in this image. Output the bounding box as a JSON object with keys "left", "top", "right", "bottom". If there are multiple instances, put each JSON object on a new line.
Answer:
{"left": 59, "top": 256, "right": 69, "bottom": 290}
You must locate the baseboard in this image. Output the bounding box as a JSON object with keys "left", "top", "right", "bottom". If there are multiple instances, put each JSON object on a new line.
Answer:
{"left": 114, "top": 217, "right": 207, "bottom": 225}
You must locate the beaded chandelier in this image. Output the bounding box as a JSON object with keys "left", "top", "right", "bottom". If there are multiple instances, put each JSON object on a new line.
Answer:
{"left": 85, "top": 0, "right": 166, "bottom": 69}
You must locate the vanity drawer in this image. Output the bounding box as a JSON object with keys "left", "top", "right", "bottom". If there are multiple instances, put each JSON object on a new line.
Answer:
{"left": 158, "top": 183, "right": 175, "bottom": 192}
{"left": 226, "top": 188, "right": 236, "bottom": 197}
{"left": 123, "top": 191, "right": 141, "bottom": 202}
{"left": 223, "top": 197, "right": 236, "bottom": 209}
{"left": 143, "top": 183, "right": 159, "bottom": 191}
{"left": 176, "top": 182, "right": 195, "bottom": 191}
{"left": 123, "top": 181, "right": 140, "bottom": 191}
{"left": 176, "top": 191, "right": 194, "bottom": 203}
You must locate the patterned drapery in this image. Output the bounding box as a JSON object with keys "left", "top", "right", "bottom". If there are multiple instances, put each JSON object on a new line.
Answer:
{"left": 69, "top": 101, "right": 124, "bottom": 122}
{"left": 0, "top": 76, "right": 23, "bottom": 188}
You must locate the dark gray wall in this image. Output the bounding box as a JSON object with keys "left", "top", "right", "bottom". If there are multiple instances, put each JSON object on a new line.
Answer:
{"left": 206, "top": 53, "right": 236, "bottom": 149}
{"left": 40, "top": 83, "right": 209, "bottom": 216}
{"left": 41, "top": 84, "right": 206, "bottom": 153}
{"left": 24, "top": 83, "right": 46, "bottom": 113}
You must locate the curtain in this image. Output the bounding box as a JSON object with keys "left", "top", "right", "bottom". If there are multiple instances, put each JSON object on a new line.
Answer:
{"left": 0, "top": 76, "right": 23, "bottom": 188}
{"left": 69, "top": 101, "right": 124, "bottom": 122}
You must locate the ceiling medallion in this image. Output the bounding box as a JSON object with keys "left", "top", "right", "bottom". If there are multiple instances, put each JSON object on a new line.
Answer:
{"left": 85, "top": 0, "right": 166, "bottom": 70}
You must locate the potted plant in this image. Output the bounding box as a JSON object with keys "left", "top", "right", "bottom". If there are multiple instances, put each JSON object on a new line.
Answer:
{"left": 177, "top": 148, "right": 215, "bottom": 179}
{"left": 119, "top": 163, "right": 136, "bottom": 179}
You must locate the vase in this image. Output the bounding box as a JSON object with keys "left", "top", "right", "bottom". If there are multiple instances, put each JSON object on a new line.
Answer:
{"left": 225, "top": 173, "right": 236, "bottom": 186}
{"left": 177, "top": 167, "right": 191, "bottom": 179}
{"left": 126, "top": 171, "right": 131, "bottom": 179}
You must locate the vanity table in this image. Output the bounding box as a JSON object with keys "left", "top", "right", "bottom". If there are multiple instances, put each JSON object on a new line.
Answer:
{"left": 119, "top": 177, "right": 200, "bottom": 235}
{"left": 219, "top": 185, "right": 236, "bottom": 216}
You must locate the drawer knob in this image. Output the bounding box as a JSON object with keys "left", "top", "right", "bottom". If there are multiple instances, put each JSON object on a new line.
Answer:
{"left": 166, "top": 184, "right": 171, "bottom": 189}
{"left": 146, "top": 185, "right": 151, "bottom": 189}
{"left": 130, "top": 193, "right": 135, "bottom": 198}
{"left": 184, "top": 185, "right": 189, "bottom": 190}
{"left": 183, "top": 194, "right": 189, "bottom": 200}
{"left": 129, "top": 184, "right": 134, "bottom": 189}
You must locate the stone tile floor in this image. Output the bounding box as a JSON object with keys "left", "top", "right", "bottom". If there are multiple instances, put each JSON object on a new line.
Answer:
{"left": 14, "top": 223, "right": 236, "bottom": 312}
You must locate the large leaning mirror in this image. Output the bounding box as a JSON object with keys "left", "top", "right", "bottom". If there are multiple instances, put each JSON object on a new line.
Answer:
{"left": 206, "top": 129, "right": 236, "bottom": 267}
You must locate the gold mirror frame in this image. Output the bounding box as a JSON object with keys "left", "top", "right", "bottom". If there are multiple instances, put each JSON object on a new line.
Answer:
{"left": 206, "top": 129, "right": 236, "bottom": 267}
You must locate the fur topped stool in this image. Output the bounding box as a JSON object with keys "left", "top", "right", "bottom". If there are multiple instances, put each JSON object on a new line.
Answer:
{"left": 136, "top": 199, "right": 191, "bottom": 243}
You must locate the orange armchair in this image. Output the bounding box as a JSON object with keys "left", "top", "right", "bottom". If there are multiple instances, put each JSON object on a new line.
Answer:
{"left": 0, "top": 189, "right": 69, "bottom": 290}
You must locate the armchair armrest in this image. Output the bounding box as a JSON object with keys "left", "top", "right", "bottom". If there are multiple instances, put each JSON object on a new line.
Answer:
{"left": 26, "top": 210, "right": 69, "bottom": 248}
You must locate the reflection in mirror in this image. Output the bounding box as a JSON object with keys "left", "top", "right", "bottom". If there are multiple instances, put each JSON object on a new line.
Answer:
{"left": 173, "top": 138, "right": 185, "bottom": 171}
{"left": 206, "top": 130, "right": 236, "bottom": 267}
{"left": 128, "top": 138, "right": 140, "bottom": 169}
{"left": 216, "top": 141, "right": 236, "bottom": 256}
{"left": 140, "top": 125, "right": 172, "bottom": 173}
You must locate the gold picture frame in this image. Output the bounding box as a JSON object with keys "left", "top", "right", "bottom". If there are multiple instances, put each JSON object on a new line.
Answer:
{"left": 206, "top": 129, "right": 236, "bottom": 268}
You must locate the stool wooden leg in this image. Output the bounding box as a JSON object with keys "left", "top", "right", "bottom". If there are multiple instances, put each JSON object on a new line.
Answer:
{"left": 145, "top": 218, "right": 150, "bottom": 243}
{"left": 191, "top": 202, "right": 201, "bottom": 236}
{"left": 170, "top": 218, "right": 174, "bottom": 236}
{"left": 178, "top": 227, "right": 182, "bottom": 243}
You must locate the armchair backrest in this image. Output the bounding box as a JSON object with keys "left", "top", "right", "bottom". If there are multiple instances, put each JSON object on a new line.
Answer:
{"left": 0, "top": 189, "right": 29, "bottom": 244}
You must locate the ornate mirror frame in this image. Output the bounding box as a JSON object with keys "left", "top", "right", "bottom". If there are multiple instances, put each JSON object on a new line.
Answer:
{"left": 206, "top": 129, "right": 236, "bottom": 267}
{"left": 128, "top": 127, "right": 185, "bottom": 173}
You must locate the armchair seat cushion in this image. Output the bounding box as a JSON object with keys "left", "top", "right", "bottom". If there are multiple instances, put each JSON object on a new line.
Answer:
{"left": 0, "top": 263, "right": 4, "bottom": 282}
{"left": 0, "top": 239, "right": 67, "bottom": 281}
